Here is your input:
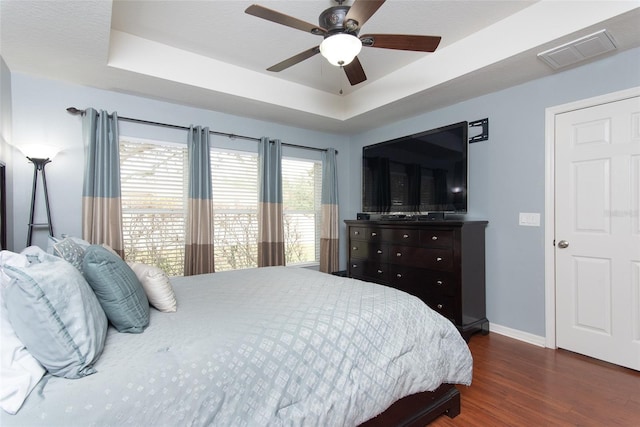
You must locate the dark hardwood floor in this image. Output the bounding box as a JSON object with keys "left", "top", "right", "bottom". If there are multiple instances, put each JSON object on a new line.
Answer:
{"left": 431, "top": 332, "right": 640, "bottom": 426}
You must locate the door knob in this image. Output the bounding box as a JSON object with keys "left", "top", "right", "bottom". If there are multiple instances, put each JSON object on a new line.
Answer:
{"left": 557, "top": 240, "right": 569, "bottom": 249}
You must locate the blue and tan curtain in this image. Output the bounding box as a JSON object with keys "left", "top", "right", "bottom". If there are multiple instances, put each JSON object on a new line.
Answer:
{"left": 320, "top": 148, "right": 339, "bottom": 273}
{"left": 257, "top": 138, "right": 285, "bottom": 267}
{"left": 82, "top": 108, "right": 124, "bottom": 257}
{"left": 184, "top": 126, "right": 215, "bottom": 276}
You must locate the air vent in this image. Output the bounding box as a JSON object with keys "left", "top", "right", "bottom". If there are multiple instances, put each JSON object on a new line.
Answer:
{"left": 537, "top": 29, "right": 617, "bottom": 70}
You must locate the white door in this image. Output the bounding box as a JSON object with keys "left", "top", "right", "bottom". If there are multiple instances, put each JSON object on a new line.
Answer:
{"left": 555, "top": 95, "right": 640, "bottom": 371}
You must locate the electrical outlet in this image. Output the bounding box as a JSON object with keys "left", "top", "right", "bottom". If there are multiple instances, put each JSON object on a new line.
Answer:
{"left": 519, "top": 212, "right": 540, "bottom": 227}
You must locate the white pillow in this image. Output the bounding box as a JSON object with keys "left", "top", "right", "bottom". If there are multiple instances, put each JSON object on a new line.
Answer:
{"left": 0, "top": 250, "right": 46, "bottom": 415}
{"left": 127, "top": 262, "right": 177, "bottom": 313}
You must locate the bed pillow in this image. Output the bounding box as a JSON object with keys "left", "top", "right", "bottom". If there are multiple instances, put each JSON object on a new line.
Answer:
{"left": 51, "top": 237, "right": 86, "bottom": 271}
{"left": 2, "top": 247, "right": 108, "bottom": 380}
{"left": 82, "top": 245, "right": 150, "bottom": 333}
{"left": 47, "top": 235, "right": 90, "bottom": 254}
{"left": 0, "top": 251, "right": 46, "bottom": 415}
{"left": 127, "top": 262, "right": 177, "bottom": 313}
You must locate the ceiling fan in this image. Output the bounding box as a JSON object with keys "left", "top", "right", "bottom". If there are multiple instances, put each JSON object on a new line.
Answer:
{"left": 245, "top": 0, "right": 442, "bottom": 86}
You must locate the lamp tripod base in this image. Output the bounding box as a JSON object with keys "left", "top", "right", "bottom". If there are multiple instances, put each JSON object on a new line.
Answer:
{"left": 26, "top": 157, "right": 54, "bottom": 247}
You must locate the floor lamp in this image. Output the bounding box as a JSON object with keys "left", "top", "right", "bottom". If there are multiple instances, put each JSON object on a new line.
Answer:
{"left": 20, "top": 145, "right": 60, "bottom": 247}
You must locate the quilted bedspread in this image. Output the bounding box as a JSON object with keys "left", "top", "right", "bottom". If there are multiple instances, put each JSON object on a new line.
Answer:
{"left": 2, "top": 266, "right": 472, "bottom": 426}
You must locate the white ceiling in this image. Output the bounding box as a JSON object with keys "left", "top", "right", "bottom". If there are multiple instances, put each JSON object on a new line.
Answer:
{"left": 1, "top": 1, "right": 639, "bottom": 134}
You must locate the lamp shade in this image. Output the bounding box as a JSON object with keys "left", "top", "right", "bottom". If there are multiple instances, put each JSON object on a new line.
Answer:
{"left": 319, "top": 34, "right": 362, "bottom": 66}
{"left": 19, "top": 144, "right": 61, "bottom": 160}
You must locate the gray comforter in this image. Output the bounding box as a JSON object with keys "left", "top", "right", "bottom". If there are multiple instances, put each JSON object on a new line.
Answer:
{"left": 2, "top": 266, "right": 472, "bottom": 426}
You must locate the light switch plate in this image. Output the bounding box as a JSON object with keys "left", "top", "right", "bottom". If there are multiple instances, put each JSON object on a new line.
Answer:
{"left": 519, "top": 212, "right": 541, "bottom": 227}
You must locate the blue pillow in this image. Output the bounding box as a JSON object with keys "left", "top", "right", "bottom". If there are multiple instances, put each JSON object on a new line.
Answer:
{"left": 2, "top": 248, "right": 108, "bottom": 379}
{"left": 82, "top": 245, "right": 150, "bottom": 333}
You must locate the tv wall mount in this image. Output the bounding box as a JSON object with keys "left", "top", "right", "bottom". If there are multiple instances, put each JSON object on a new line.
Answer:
{"left": 468, "top": 118, "right": 489, "bottom": 143}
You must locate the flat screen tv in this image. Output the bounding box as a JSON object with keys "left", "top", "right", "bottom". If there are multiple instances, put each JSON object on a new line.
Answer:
{"left": 362, "top": 121, "right": 468, "bottom": 214}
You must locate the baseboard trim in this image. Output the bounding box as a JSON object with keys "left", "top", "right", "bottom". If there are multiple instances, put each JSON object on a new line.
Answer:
{"left": 489, "top": 323, "right": 546, "bottom": 347}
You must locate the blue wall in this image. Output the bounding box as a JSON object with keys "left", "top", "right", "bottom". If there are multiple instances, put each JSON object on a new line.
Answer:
{"left": 5, "top": 46, "right": 640, "bottom": 338}
{"left": 347, "top": 47, "right": 640, "bottom": 337}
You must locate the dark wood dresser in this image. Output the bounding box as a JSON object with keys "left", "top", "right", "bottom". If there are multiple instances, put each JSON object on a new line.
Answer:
{"left": 345, "top": 219, "right": 489, "bottom": 341}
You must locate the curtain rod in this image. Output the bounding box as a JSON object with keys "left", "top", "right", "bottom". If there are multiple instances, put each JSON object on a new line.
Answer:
{"left": 66, "top": 107, "right": 336, "bottom": 154}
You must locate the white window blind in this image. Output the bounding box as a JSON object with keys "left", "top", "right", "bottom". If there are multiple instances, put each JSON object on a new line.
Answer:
{"left": 282, "top": 157, "right": 322, "bottom": 265}
{"left": 211, "top": 149, "right": 258, "bottom": 271}
{"left": 120, "top": 139, "right": 187, "bottom": 276}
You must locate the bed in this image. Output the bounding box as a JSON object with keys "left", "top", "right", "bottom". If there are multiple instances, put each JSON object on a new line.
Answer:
{"left": 1, "top": 249, "right": 472, "bottom": 426}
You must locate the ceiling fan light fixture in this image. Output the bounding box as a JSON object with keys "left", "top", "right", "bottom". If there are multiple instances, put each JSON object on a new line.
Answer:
{"left": 319, "top": 33, "right": 362, "bottom": 66}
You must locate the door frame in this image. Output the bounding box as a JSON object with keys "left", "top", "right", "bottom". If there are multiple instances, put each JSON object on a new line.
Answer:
{"left": 544, "top": 86, "right": 640, "bottom": 348}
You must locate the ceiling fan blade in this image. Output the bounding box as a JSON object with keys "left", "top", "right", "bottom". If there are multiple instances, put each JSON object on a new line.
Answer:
{"left": 245, "top": 4, "right": 326, "bottom": 35}
{"left": 345, "top": 0, "right": 386, "bottom": 29}
{"left": 360, "top": 34, "right": 442, "bottom": 52}
{"left": 343, "top": 57, "right": 367, "bottom": 86}
{"left": 267, "top": 46, "right": 321, "bottom": 72}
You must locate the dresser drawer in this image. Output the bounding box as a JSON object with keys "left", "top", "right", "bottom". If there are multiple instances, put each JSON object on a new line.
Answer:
{"left": 424, "top": 295, "right": 455, "bottom": 320}
{"left": 349, "top": 240, "right": 369, "bottom": 259}
{"left": 349, "top": 259, "right": 390, "bottom": 282}
{"left": 401, "top": 285, "right": 455, "bottom": 320}
{"left": 350, "top": 242, "right": 388, "bottom": 262}
{"left": 420, "top": 229, "right": 454, "bottom": 248}
{"left": 423, "top": 273, "right": 456, "bottom": 296}
{"left": 390, "top": 266, "right": 457, "bottom": 298}
{"left": 383, "top": 228, "right": 420, "bottom": 245}
{"left": 389, "top": 246, "right": 454, "bottom": 271}
{"left": 392, "top": 268, "right": 457, "bottom": 297}
{"left": 350, "top": 227, "right": 383, "bottom": 242}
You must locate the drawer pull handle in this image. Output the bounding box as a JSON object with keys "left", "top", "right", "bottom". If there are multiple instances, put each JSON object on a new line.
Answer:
{"left": 354, "top": 231, "right": 360, "bottom": 235}
{"left": 352, "top": 246, "right": 358, "bottom": 250}
{"left": 396, "top": 252, "right": 402, "bottom": 257}
{"left": 432, "top": 236, "right": 438, "bottom": 240}
{"left": 352, "top": 264, "right": 357, "bottom": 268}
{"left": 371, "top": 232, "right": 377, "bottom": 237}
{"left": 396, "top": 273, "right": 402, "bottom": 278}
{"left": 437, "top": 280, "right": 443, "bottom": 286}
{"left": 436, "top": 257, "right": 443, "bottom": 262}
{"left": 437, "top": 304, "right": 443, "bottom": 310}
{"left": 377, "top": 250, "right": 383, "bottom": 254}
{"left": 403, "top": 234, "right": 409, "bottom": 238}
{"left": 377, "top": 269, "right": 383, "bottom": 274}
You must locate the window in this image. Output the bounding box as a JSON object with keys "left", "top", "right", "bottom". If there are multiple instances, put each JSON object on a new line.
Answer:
{"left": 210, "top": 149, "right": 258, "bottom": 271}
{"left": 282, "top": 157, "right": 322, "bottom": 265}
{"left": 211, "top": 152, "right": 322, "bottom": 270}
{"left": 120, "top": 139, "right": 187, "bottom": 276}
{"left": 120, "top": 138, "right": 323, "bottom": 275}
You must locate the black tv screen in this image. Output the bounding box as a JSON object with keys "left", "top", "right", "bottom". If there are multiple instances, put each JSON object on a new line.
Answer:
{"left": 362, "top": 121, "right": 468, "bottom": 214}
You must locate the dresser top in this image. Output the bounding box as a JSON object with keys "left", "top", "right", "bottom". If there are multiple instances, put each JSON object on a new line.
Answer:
{"left": 345, "top": 219, "right": 488, "bottom": 227}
